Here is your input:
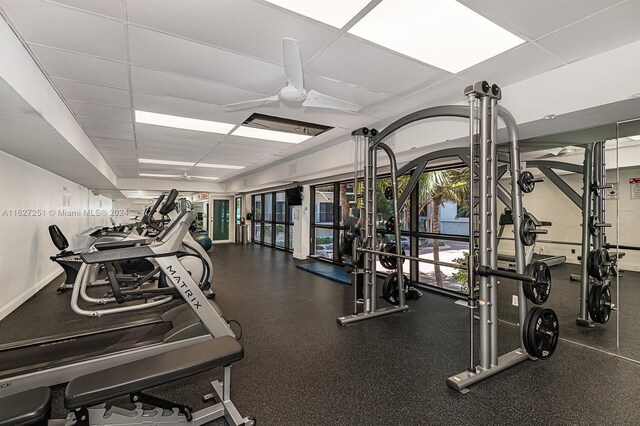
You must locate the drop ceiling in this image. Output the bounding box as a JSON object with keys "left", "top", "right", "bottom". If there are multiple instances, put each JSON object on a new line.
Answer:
{"left": 0, "top": 0, "right": 638, "bottom": 189}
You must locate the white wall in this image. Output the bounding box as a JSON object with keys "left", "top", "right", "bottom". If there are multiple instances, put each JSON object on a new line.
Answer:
{"left": 0, "top": 150, "right": 112, "bottom": 320}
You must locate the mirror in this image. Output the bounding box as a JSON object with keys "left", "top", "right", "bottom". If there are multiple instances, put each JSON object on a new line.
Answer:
{"left": 496, "top": 124, "right": 622, "bottom": 355}
{"left": 615, "top": 118, "right": 640, "bottom": 361}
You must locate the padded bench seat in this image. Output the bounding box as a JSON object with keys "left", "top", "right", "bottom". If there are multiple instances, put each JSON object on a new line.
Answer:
{"left": 65, "top": 336, "right": 243, "bottom": 409}
{"left": 0, "top": 387, "right": 51, "bottom": 426}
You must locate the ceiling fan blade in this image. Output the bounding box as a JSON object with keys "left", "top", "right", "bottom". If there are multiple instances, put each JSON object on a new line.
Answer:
{"left": 303, "top": 90, "right": 361, "bottom": 112}
{"left": 283, "top": 38, "right": 304, "bottom": 91}
{"left": 223, "top": 96, "right": 280, "bottom": 109}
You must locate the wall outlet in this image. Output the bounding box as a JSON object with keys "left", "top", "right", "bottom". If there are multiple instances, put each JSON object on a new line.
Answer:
{"left": 512, "top": 295, "right": 519, "bottom": 306}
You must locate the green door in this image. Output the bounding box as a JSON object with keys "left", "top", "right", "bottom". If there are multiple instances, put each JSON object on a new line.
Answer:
{"left": 212, "top": 199, "right": 230, "bottom": 241}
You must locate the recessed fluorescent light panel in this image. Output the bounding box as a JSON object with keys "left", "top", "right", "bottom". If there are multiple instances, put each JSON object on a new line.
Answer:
{"left": 139, "top": 173, "right": 181, "bottom": 178}
{"left": 139, "top": 158, "right": 195, "bottom": 167}
{"left": 135, "top": 110, "right": 235, "bottom": 134}
{"left": 348, "top": 0, "right": 525, "bottom": 73}
{"left": 232, "top": 126, "right": 312, "bottom": 144}
{"left": 196, "top": 163, "right": 245, "bottom": 170}
{"left": 264, "top": 0, "right": 370, "bottom": 28}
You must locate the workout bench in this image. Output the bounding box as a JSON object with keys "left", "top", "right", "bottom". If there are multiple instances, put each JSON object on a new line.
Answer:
{"left": 0, "top": 337, "right": 254, "bottom": 425}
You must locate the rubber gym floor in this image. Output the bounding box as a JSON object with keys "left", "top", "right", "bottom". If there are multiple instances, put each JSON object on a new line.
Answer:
{"left": 1, "top": 244, "right": 639, "bottom": 424}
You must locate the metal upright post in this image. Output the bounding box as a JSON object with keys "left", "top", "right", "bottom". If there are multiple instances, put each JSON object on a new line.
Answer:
{"left": 578, "top": 144, "right": 594, "bottom": 326}
{"left": 489, "top": 97, "right": 499, "bottom": 367}
{"left": 478, "top": 95, "right": 491, "bottom": 370}
{"left": 369, "top": 143, "right": 378, "bottom": 312}
{"left": 377, "top": 143, "right": 406, "bottom": 307}
{"left": 467, "top": 94, "right": 477, "bottom": 373}
{"left": 505, "top": 111, "right": 528, "bottom": 347}
{"left": 447, "top": 83, "right": 531, "bottom": 393}
{"left": 363, "top": 136, "right": 373, "bottom": 314}
{"left": 594, "top": 141, "right": 605, "bottom": 250}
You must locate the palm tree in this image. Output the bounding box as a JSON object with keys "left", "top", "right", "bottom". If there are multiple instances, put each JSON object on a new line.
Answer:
{"left": 419, "top": 168, "right": 469, "bottom": 287}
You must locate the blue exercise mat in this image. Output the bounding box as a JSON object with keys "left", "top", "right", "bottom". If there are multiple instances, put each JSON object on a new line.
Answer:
{"left": 297, "top": 262, "right": 351, "bottom": 285}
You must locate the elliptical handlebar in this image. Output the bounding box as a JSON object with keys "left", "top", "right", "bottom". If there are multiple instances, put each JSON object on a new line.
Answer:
{"left": 159, "top": 189, "right": 179, "bottom": 216}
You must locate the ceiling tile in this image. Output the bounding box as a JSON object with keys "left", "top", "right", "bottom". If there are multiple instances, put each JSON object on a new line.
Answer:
{"left": 368, "top": 76, "right": 470, "bottom": 119}
{"left": 134, "top": 122, "right": 226, "bottom": 145}
{"left": 132, "top": 92, "right": 250, "bottom": 124}
{"left": 112, "top": 169, "right": 139, "bottom": 178}
{"left": 86, "top": 127, "right": 134, "bottom": 140}
{"left": 219, "top": 134, "right": 290, "bottom": 151}
{"left": 304, "top": 74, "right": 396, "bottom": 111}
{"left": 0, "top": 0, "right": 126, "bottom": 60}
{"left": 537, "top": 1, "right": 640, "bottom": 64}
{"left": 128, "top": 26, "right": 283, "bottom": 93}
{"left": 29, "top": 44, "right": 129, "bottom": 88}
{"left": 49, "top": 0, "right": 123, "bottom": 19}
{"left": 306, "top": 34, "right": 447, "bottom": 97}
{"left": 125, "top": 0, "right": 338, "bottom": 64}
{"left": 135, "top": 129, "right": 219, "bottom": 150}
{"left": 78, "top": 117, "right": 134, "bottom": 133}
{"left": 458, "top": 0, "right": 623, "bottom": 40}
{"left": 458, "top": 43, "right": 564, "bottom": 87}
{"left": 131, "top": 66, "right": 269, "bottom": 106}
{"left": 92, "top": 137, "right": 135, "bottom": 149}
{"left": 137, "top": 149, "right": 206, "bottom": 163}
{"left": 68, "top": 101, "right": 132, "bottom": 122}
{"left": 136, "top": 140, "right": 213, "bottom": 154}
{"left": 52, "top": 78, "right": 131, "bottom": 108}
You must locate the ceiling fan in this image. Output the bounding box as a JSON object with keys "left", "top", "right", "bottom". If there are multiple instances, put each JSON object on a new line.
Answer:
{"left": 179, "top": 171, "right": 193, "bottom": 181}
{"left": 224, "top": 38, "right": 361, "bottom": 112}
{"left": 535, "top": 146, "right": 578, "bottom": 159}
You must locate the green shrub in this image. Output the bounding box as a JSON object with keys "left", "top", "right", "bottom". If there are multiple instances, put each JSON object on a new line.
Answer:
{"left": 452, "top": 251, "right": 470, "bottom": 293}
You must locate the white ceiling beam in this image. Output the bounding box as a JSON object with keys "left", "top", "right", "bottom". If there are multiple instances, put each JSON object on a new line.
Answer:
{"left": 0, "top": 16, "right": 119, "bottom": 188}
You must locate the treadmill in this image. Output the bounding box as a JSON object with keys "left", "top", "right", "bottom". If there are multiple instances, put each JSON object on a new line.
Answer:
{"left": 497, "top": 209, "right": 566, "bottom": 271}
{"left": 0, "top": 208, "right": 233, "bottom": 398}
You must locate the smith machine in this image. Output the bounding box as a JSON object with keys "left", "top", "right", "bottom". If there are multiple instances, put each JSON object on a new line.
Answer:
{"left": 338, "top": 81, "right": 560, "bottom": 392}
{"left": 527, "top": 140, "right": 619, "bottom": 326}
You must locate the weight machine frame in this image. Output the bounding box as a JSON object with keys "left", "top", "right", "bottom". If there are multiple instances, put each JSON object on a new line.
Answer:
{"left": 338, "top": 81, "right": 541, "bottom": 392}
{"left": 526, "top": 140, "right": 612, "bottom": 326}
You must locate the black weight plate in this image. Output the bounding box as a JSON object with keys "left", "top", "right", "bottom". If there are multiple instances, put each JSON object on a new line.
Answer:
{"left": 385, "top": 216, "right": 395, "bottom": 232}
{"left": 519, "top": 216, "right": 537, "bottom": 246}
{"left": 588, "top": 248, "right": 610, "bottom": 281}
{"left": 526, "top": 306, "right": 543, "bottom": 358}
{"left": 588, "top": 284, "right": 601, "bottom": 323}
{"left": 382, "top": 274, "right": 392, "bottom": 302}
{"left": 379, "top": 243, "right": 404, "bottom": 270}
{"left": 382, "top": 273, "right": 409, "bottom": 305}
{"left": 587, "top": 250, "right": 598, "bottom": 280}
{"left": 527, "top": 307, "right": 560, "bottom": 359}
{"left": 518, "top": 170, "right": 535, "bottom": 193}
{"left": 522, "top": 306, "right": 538, "bottom": 355}
{"left": 593, "top": 284, "right": 612, "bottom": 324}
{"left": 588, "top": 215, "right": 598, "bottom": 237}
{"left": 524, "top": 261, "right": 552, "bottom": 305}
{"left": 522, "top": 279, "right": 534, "bottom": 303}
{"left": 384, "top": 186, "right": 394, "bottom": 201}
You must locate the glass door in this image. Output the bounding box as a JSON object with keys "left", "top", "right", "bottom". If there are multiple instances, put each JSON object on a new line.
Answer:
{"left": 212, "top": 199, "right": 230, "bottom": 241}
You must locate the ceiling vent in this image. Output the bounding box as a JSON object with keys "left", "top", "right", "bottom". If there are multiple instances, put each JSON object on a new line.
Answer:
{"left": 242, "top": 113, "right": 332, "bottom": 137}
